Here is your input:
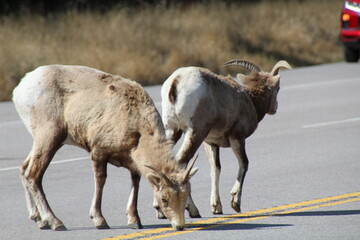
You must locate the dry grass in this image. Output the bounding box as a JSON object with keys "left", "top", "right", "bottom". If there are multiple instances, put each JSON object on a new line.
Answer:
{"left": 0, "top": 0, "right": 343, "bottom": 101}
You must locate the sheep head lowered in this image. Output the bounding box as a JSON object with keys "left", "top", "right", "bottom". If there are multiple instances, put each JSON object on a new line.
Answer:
{"left": 12, "top": 65, "right": 198, "bottom": 231}
{"left": 145, "top": 155, "right": 198, "bottom": 230}
{"left": 224, "top": 59, "right": 291, "bottom": 120}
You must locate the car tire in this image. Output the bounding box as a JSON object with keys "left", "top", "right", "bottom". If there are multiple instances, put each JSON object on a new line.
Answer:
{"left": 344, "top": 47, "right": 360, "bottom": 62}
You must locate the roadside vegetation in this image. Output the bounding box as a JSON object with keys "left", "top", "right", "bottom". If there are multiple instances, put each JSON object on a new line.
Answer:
{"left": 0, "top": 0, "right": 343, "bottom": 101}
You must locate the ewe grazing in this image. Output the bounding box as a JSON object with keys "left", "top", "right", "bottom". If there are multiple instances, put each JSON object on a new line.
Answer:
{"left": 161, "top": 60, "right": 291, "bottom": 215}
{"left": 13, "top": 65, "right": 198, "bottom": 231}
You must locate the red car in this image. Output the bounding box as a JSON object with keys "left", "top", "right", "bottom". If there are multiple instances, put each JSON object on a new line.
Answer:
{"left": 341, "top": 0, "right": 360, "bottom": 62}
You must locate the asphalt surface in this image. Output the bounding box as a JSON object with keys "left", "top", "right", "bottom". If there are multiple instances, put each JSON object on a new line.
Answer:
{"left": 0, "top": 62, "right": 359, "bottom": 240}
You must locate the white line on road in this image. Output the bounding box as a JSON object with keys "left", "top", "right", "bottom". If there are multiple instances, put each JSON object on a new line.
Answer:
{"left": 0, "top": 156, "right": 88, "bottom": 172}
{"left": 0, "top": 120, "right": 22, "bottom": 127}
{"left": 302, "top": 117, "right": 360, "bottom": 129}
{"left": 283, "top": 77, "right": 359, "bottom": 91}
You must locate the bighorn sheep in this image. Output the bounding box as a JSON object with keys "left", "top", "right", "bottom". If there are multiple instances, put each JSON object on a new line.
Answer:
{"left": 161, "top": 59, "right": 291, "bottom": 215}
{"left": 12, "top": 65, "right": 198, "bottom": 231}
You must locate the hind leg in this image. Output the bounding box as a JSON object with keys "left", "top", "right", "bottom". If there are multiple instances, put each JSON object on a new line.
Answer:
{"left": 229, "top": 137, "right": 248, "bottom": 213}
{"left": 20, "top": 150, "right": 50, "bottom": 229}
{"left": 204, "top": 143, "right": 222, "bottom": 214}
{"left": 185, "top": 194, "right": 201, "bottom": 218}
{"left": 21, "top": 126, "right": 66, "bottom": 230}
{"left": 165, "top": 128, "right": 183, "bottom": 146}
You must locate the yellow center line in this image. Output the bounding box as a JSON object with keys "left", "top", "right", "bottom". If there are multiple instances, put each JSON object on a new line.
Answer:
{"left": 186, "top": 191, "right": 360, "bottom": 226}
{"left": 102, "top": 192, "right": 360, "bottom": 240}
{"left": 102, "top": 228, "right": 173, "bottom": 240}
{"left": 140, "top": 197, "right": 360, "bottom": 240}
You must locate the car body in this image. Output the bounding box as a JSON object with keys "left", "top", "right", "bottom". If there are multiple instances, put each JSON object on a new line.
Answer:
{"left": 341, "top": 0, "right": 360, "bottom": 62}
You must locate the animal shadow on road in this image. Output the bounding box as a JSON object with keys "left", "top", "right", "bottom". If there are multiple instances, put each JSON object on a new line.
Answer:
{"left": 188, "top": 209, "right": 360, "bottom": 231}
{"left": 68, "top": 224, "right": 174, "bottom": 231}
{"left": 66, "top": 210, "right": 360, "bottom": 231}
{"left": 192, "top": 223, "right": 292, "bottom": 231}
{"left": 276, "top": 209, "right": 360, "bottom": 217}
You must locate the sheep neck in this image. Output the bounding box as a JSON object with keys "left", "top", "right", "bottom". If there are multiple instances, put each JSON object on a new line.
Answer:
{"left": 247, "top": 93, "right": 268, "bottom": 123}
{"left": 131, "top": 132, "right": 179, "bottom": 178}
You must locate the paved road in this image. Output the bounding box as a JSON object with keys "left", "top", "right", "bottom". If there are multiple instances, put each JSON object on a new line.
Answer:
{"left": 0, "top": 62, "right": 359, "bottom": 240}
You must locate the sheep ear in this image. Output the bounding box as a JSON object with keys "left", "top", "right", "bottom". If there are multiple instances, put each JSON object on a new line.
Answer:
{"left": 237, "top": 73, "right": 252, "bottom": 85}
{"left": 146, "top": 173, "right": 161, "bottom": 191}
{"left": 268, "top": 75, "right": 280, "bottom": 86}
{"left": 145, "top": 164, "right": 172, "bottom": 186}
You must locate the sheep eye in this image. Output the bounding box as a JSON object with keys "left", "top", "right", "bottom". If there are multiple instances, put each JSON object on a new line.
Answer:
{"left": 161, "top": 198, "right": 168, "bottom": 206}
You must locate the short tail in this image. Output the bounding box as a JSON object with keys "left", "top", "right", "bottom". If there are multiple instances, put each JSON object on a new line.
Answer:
{"left": 168, "top": 77, "right": 178, "bottom": 104}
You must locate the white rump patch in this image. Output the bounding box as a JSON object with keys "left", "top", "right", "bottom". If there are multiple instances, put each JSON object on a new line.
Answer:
{"left": 12, "top": 66, "right": 48, "bottom": 133}
{"left": 161, "top": 67, "right": 206, "bottom": 130}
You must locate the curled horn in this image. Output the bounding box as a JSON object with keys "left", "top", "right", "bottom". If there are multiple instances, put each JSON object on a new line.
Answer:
{"left": 224, "top": 59, "right": 261, "bottom": 73}
{"left": 270, "top": 60, "right": 292, "bottom": 76}
{"left": 183, "top": 153, "right": 199, "bottom": 182}
{"left": 144, "top": 165, "right": 173, "bottom": 186}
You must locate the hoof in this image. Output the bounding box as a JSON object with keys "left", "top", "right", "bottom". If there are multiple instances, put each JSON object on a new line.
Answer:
{"left": 52, "top": 220, "right": 67, "bottom": 231}
{"left": 92, "top": 216, "right": 110, "bottom": 230}
{"left": 231, "top": 201, "right": 241, "bottom": 213}
{"left": 96, "top": 223, "right": 110, "bottom": 230}
{"left": 189, "top": 213, "right": 201, "bottom": 218}
{"left": 187, "top": 207, "right": 201, "bottom": 218}
{"left": 128, "top": 222, "right": 143, "bottom": 229}
{"left": 212, "top": 210, "right": 223, "bottom": 215}
{"left": 53, "top": 224, "right": 67, "bottom": 231}
{"left": 33, "top": 216, "right": 51, "bottom": 230}
{"left": 156, "top": 211, "right": 166, "bottom": 219}
{"left": 211, "top": 204, "right": 223, "bottom": 215}
{"left": 38, "top": 222, "right": 51, "bottom": 230}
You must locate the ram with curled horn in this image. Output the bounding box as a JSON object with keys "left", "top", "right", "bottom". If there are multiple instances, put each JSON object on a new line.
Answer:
{"left": 160, "top": 59, "right": 291, "bottom": 217}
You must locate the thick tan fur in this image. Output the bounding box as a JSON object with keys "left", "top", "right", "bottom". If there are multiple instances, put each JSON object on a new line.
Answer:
{"left": 13, "top": 65, "right": 197, "bottom": 231}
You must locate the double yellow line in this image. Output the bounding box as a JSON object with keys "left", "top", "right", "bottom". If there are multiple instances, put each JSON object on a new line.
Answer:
{"left": 103, "top": 192, "right": 360, "bottom": 240}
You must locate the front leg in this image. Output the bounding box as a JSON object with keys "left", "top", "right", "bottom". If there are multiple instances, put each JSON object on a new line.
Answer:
{"left": 126, "top": 172, "right": 143, "bottom": 229}
{"left": 175, "top": 128, "right": 207, "bottom": 166}
{"left": 175, "top": 128, "right": 208, "bottom": 218}
{"left": 165, "top": 128, "right": 183, "bottom": 146}
{"left": 204, "top": 143, "right": 222, "bottom": 214}
{"left": 89, "top": 154, "right": 110, "bottom": 229}
{"left": 229, "top": 137, "right": 249, "bottom": 213}
{"left": 185, "top": 194, "right": 201, "bottom": 218}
